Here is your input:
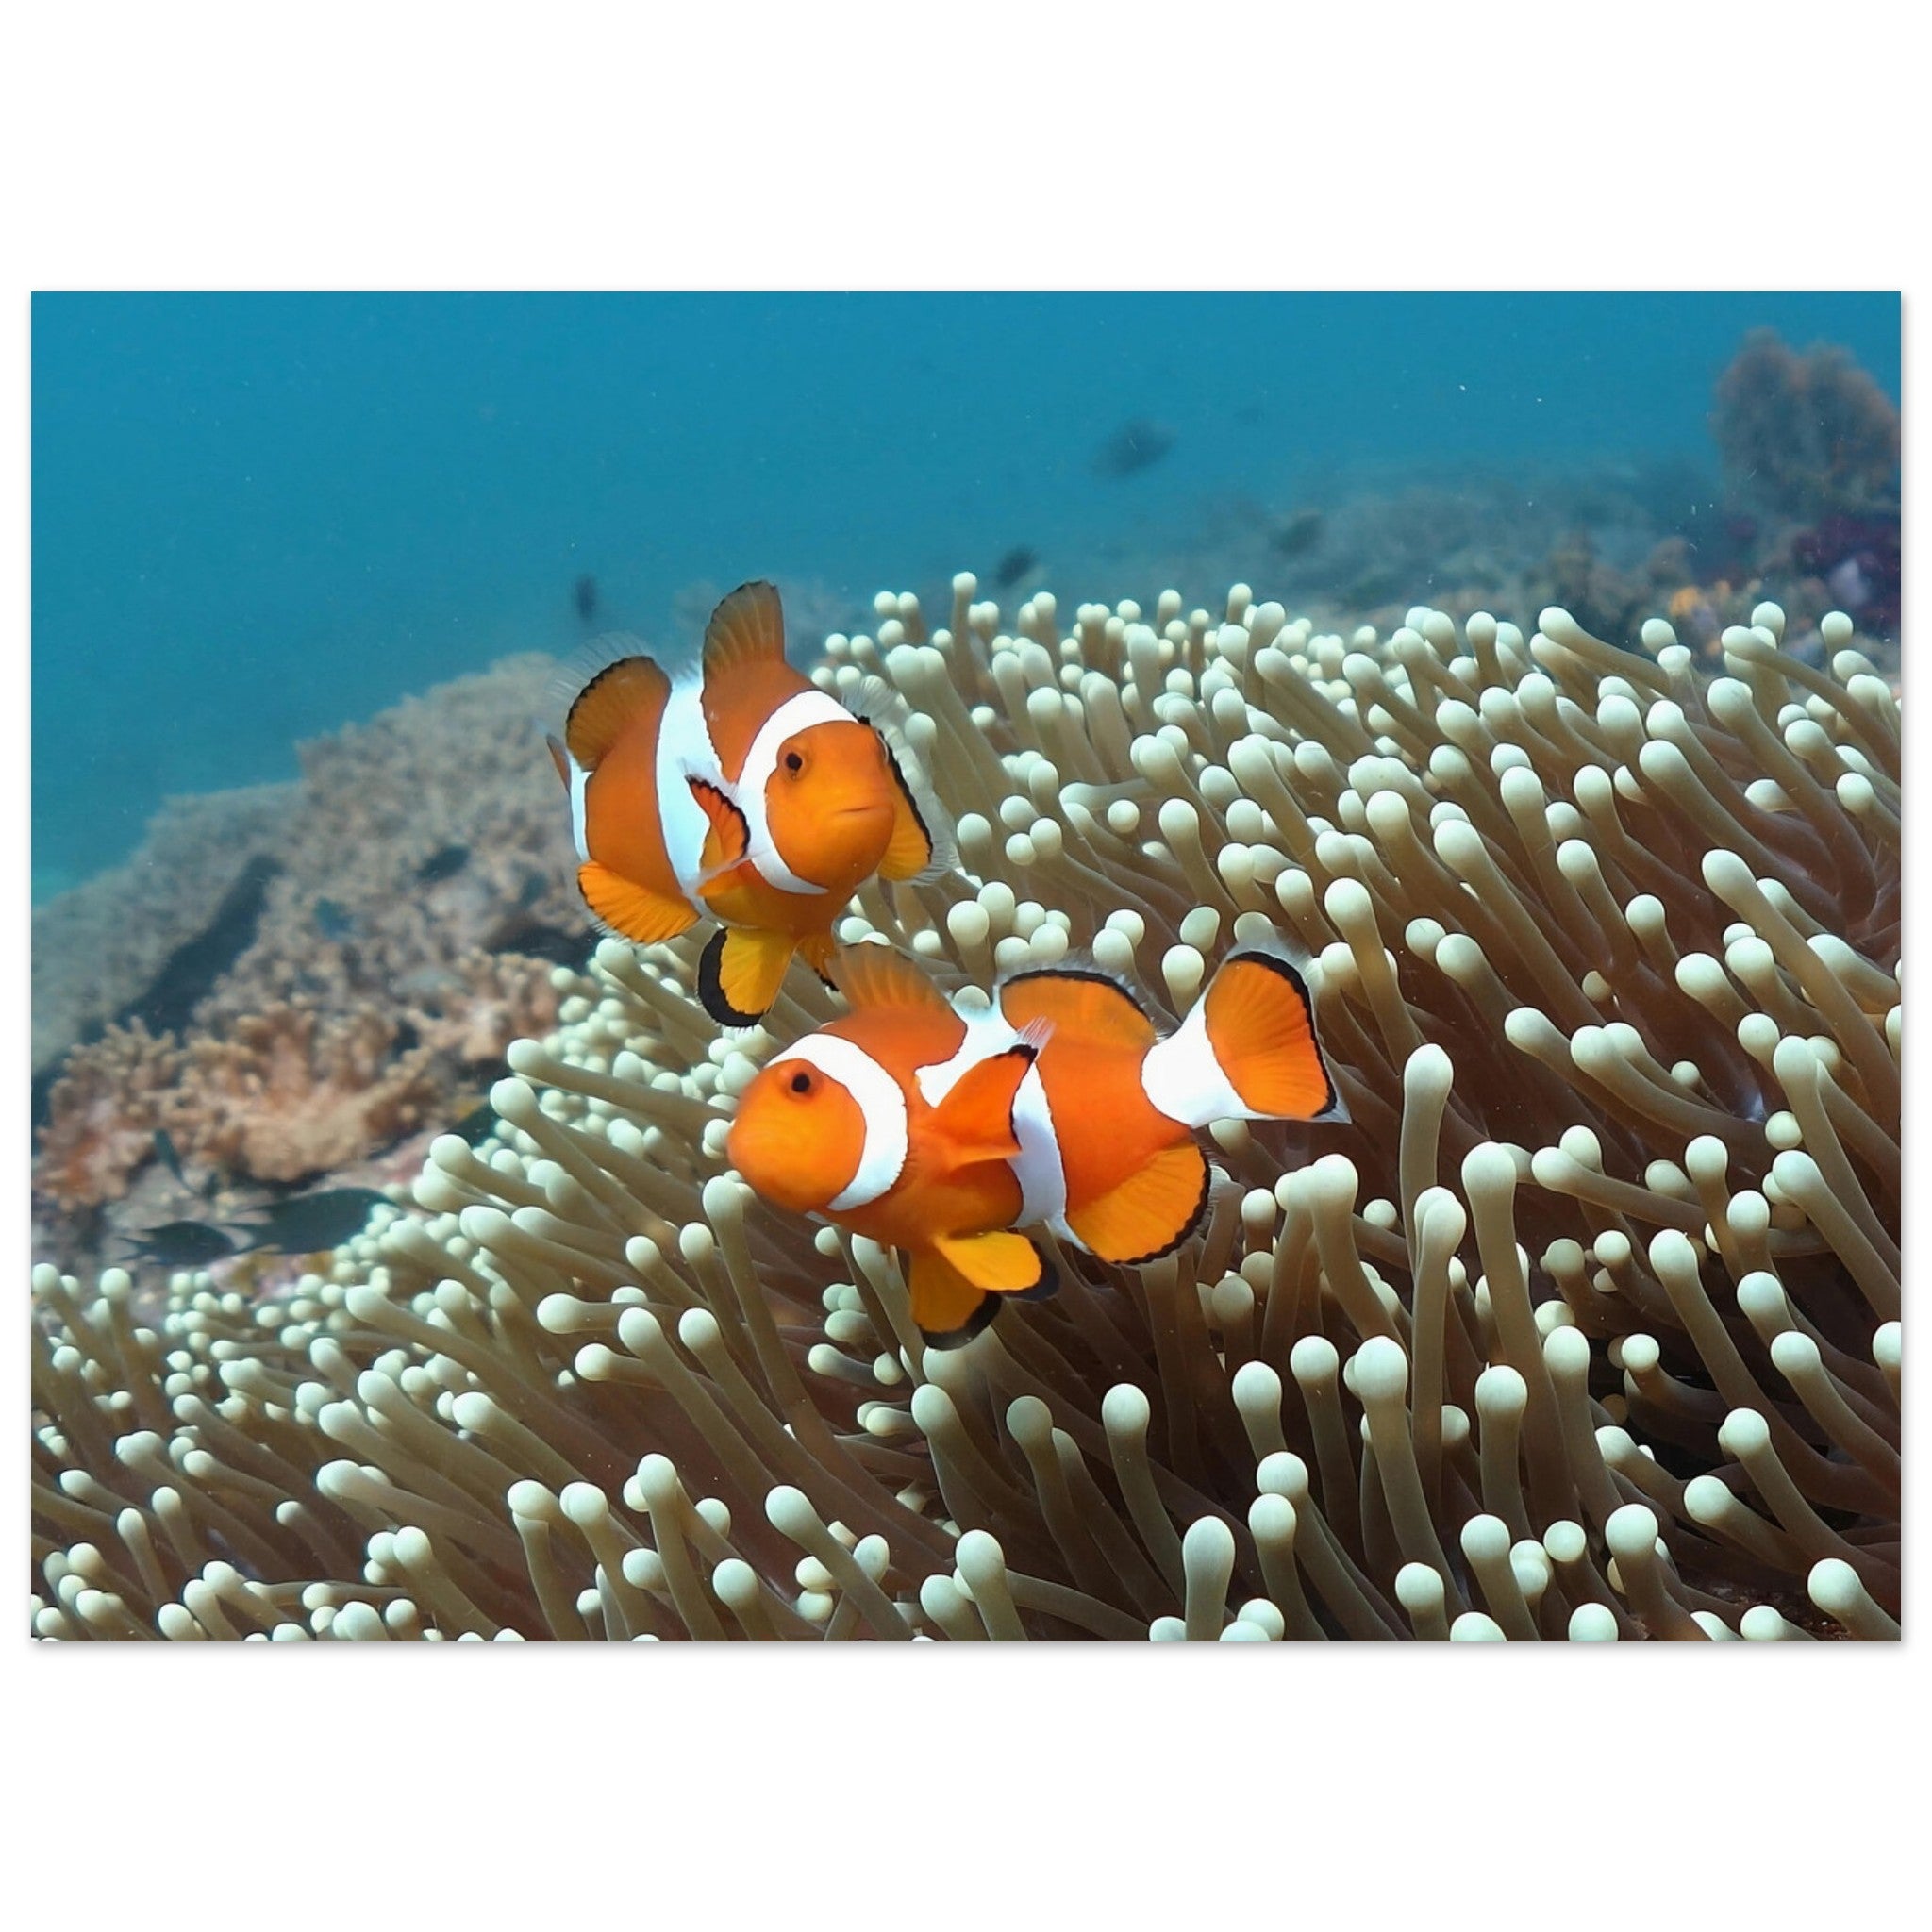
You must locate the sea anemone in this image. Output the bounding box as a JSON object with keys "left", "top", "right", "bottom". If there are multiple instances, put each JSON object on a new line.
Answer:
{"left": 29, "top": 578, "right": 1901, "bottom": 1641}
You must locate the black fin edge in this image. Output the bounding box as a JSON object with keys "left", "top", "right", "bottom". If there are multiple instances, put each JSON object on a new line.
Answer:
{"left": 914, "top": 1240, "right": 1058, "bottom": 1347}
{"left": 560, "top": 650, "right": 658, "bottom": 755}
{"left": 688, "top": 775, "right": 751, "bottom": 858}
{"left": 1223, "top": 946, "right": 1342, "bottom": 1123}
{"left": 876, "top": 731, "right": 937, "bottom": 858}
{"left": 919, "top": 1291, "right": 1001, "bottom": 1351}
{"left": 695, "top": 926, "right": 770, "bottom": 1029}
{"left": 1109, "top": 1147, "right": 1215, "bottom": 1269}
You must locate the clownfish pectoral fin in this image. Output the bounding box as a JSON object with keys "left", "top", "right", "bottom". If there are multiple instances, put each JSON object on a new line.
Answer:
{"left": 687, "top": 777, "right": 750, "bottom": 890}
{"left": 577, "top": 860, "right": 699, "bottom": 948}
{"left": 545, "top": 732, "right": 570, "bottom": 787}
{"left": 875, "top": 736, "right": 940, "bottom": 882}
{"left": 696, "top": 924, "right": 797, "bottom": 1027}
{"left": 563, "top": 656, "right": 671, "bottom": 770}
{"left": 702, "top": 580, "right": 786, "bottom": 677}
{"left": 1063, "top": 1141, "right": 1213, "bottom": 1266}
{"left": 931, "top": 1043, "right": 1037, "bottom": 1169}
{"left": 1202, "top": 946, "right": 1345, "bottom": 1122}
{"left": 829, "top": 941, "right": 954, "bottom": 1016}
{"left": 841, "top": 678, "right": 959, "bottom": 882}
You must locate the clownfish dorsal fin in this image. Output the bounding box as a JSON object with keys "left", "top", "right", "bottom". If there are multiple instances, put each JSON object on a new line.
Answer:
{"left": 563, "top": 655, "right": 671, "bottom": 771}
{"left": 830, "top": 942, "right": 953, "bottom": 1017}
{"left": 930, "top": 1042, "right": 1037, "bottom": 1168}
{"left": 998, "top": 964, "right": 1156, "bottom": 1051}
{"left": 702, "top": 580, "right": 787, "bottom": 678}
{"left": 687, "top": 777, "right": 750, "bottom": 889}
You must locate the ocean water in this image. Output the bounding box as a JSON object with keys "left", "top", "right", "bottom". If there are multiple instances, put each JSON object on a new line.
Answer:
{"left": 30, "top": 291, "right": 1900, "bottom": 900}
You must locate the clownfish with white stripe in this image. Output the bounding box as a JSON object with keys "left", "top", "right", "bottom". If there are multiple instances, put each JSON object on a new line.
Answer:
{"left": 549, "top": 581, "right": 955, "bottom": 1026}
{"left": 726, "top": 938, "right": 1348, "bottom": 1346}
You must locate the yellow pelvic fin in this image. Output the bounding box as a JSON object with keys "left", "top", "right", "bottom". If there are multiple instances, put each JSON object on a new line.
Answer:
{"left": 1065, "top": 1141, "right": 1211, "bottom": 1266}
{"left": 932, "top": 1228, "right": 1047, "bottom": 1292}
{"left": 906, "top": 1235, "right": 1056, "bottom": 1346}
{"left": 577, "top": 860, "right": 698, "bottom": 947}
{"left": 697, "top": 924, "right": 797, "bottom": 1026}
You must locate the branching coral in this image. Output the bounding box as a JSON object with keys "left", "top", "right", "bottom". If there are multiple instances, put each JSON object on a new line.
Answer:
{"left": 33, "top": 655, "right": 584, "bottom": 1227}
{"left": 28, "top": 577, "right": 1902, "bottom": 1641}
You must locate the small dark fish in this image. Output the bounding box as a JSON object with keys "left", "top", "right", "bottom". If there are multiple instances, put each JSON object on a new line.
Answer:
{"left": 1272, "top": 508, "right": 1325, "bottom": 558}
{"left": 118, "top": 1220, "right": 238, "bottom": 1268}
{"left": 153, "top": 1128, "right": 190, "bottom": 1190}
{"left": 313, "top": 895, "right": 355, "bottom": 940}
{"left": 1091, "top": 417, "right": 1176, "bottom": 479}
{"left": 574, "top": 574, "right": 600, "bottom": 626}
{"left": 232, "top": 1187, "right": 391, "bottom": 1257}
{"left": 416, "top": 843, "right": 470, "bottom": 884}
{"left": 449, "top": 1096, "right": 501, "bottom": 1147}
{"left": 992, "top": 545, "right": 1040, "bottom": 591}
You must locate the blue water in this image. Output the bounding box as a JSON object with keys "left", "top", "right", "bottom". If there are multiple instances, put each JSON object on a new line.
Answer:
{"left": 32, "top": 291, "right": 1900, "bottom": 897}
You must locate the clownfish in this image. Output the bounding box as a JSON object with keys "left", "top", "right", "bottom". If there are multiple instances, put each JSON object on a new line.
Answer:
{"left": 549, "top": 581, "right": 955, "bottom": 1026}
{"left": 726, "top": 939, "right": 1347, "bottom": 1346}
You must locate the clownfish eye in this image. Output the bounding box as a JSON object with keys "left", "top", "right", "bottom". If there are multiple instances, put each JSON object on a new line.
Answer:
{"left": 783, "top": 749, "right": 805, "bottom": 774}
{"left": 789, "top": 1070, "right": 813, "bottom": 1095}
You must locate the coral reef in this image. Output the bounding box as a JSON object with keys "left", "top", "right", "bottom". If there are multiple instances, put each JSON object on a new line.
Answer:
{"left": 1711, "top": 328, "right": 1901, "bottom": 525}
{"left": 29, "top": 577, "right": 1901, "bottom": 1641}
{"left": 32, "top": 654, "right": 585, "bottom": 1253}
{"left": 30, "top": 783, "right": 293, "bottom": 1076}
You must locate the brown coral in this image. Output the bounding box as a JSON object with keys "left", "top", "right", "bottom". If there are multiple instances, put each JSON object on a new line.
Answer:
{"left": 33, "top": 1024, "right": 186, "bottom": 1209}
{"left": 32, "top": 653, "right": 593, "bottom": 1252}
{"left": 172, "top": 1003, "right": 443, "bottom": 1185}
{"left": 1712, "top": 327, "right": 1900, "bottom": 523}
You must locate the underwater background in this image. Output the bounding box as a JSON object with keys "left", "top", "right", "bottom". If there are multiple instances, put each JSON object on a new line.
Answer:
{"left": 30, "top": 290, "right": 1902, "bottom": 1280}
{"left": 27, "top": 287, "right": 1906, "bottom": 1650}
{"left": 31, "top": 291, "right": 1900, "bottom": 898}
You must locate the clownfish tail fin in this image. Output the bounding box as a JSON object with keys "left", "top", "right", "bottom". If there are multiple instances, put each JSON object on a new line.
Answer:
{"left": 1141, "top": 935, "right": 1347, "bottom": 1128}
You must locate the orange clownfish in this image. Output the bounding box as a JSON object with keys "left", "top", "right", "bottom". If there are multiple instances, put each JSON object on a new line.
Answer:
{"left": 726, "top": 939, "right": 1348, "bottom": 1346}
{"left": 549, "top": 581, "right": 955, "bottom": 1026}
